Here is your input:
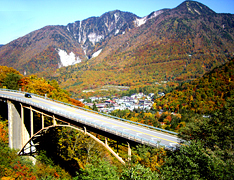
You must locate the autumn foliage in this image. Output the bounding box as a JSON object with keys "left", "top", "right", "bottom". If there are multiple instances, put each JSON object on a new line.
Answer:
{"left": 0, "top": 66, "right": 84, "bottom": 107}
{"left": 153, "top": 58, "right": 234, "bottom": 114}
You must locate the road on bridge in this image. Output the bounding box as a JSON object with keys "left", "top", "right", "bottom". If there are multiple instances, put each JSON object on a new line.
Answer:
{"left": 0, "top": 90, "right": 183, "bottom": 149}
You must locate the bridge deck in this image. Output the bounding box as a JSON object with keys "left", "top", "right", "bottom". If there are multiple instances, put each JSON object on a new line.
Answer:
{"left": 0, "top": 89, "right": 183, "bottom": 149}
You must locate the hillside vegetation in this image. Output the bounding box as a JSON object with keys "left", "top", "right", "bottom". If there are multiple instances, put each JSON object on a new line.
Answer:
{"left": 0, "top": 63, "right": 233, "bottom": 179}
{"left": 153, "top": 58, "right": 234, "bottom": 114}
{"left": 108, "top": 58, "right": 234, "bottom": 133}
{"left": 0, "top": 66, "right": 84, "bottom": 107}
{"left": 1, "top": 102, "right": 233, "bottom": 179}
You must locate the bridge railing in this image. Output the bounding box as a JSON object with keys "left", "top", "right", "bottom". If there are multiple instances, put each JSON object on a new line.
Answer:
{"left": 0, "top": 88, "right": 179, "bottom": 150}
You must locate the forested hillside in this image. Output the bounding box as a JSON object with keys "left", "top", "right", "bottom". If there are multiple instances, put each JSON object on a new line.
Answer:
{"left": 0, "top": 66, "right": 84, "bottom": 107}
{"left": 1, "top": 105, "right": 233, "bottom": 179}
{"left": 153, "top": 58, "right": 234, "bottom": 114}
{"left": 0, "top": 63, "right": 233, "bottom": 179}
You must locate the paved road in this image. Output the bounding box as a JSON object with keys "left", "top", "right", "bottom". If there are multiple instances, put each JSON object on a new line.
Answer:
{"left": 0, "top": 90, "right": 183, "bottom": 149}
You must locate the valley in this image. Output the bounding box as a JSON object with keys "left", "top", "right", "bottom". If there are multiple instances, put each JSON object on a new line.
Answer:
{"left": 0, "top": 0, "right": 233, "bottom": 179}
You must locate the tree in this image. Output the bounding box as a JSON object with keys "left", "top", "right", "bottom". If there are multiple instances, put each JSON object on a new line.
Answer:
{"left": 161, "top": 99, "right": 234, "bottom": 179}
{"left": 179, "top": 99, "right": 234, "bottom": 150}
{"left": 75, "top": 157, "right": 119, "bottom": 180}
{"left": 69, "top": 98, "right": 84, "bottom": 107}
{"left": 92, "top": 103, "right": 98, "bottom": 111}
{"left": 161, "top": 140, "right": 234, "bottom": 179}
{"left": 120, "top": 164, "right": 159, "bottom": 180}
{"left": 130, "top": 145, "right": 166, "bottom": 172}
{"left": 2, "top": 73, "right": 22, "bottom": 90}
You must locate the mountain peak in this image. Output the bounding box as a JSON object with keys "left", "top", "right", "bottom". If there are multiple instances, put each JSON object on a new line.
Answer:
{"left": 65, "top": 10, "right": 138, "bottom": 57}
{"left": 175, "top": 0, "right": 216, "bottom": 15}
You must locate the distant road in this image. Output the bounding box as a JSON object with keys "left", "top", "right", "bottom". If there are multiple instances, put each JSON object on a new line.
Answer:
{"left": 0, "top": 90, "right": 183, "bottom": 149}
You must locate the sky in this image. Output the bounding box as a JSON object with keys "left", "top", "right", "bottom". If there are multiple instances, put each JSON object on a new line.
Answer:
{"left": 0, "top": 0, "right": 234, "bottom": 44}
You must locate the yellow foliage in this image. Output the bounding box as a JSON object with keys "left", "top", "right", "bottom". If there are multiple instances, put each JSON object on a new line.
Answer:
{"left": 144, "top": 112, "right": 154, "bottom": 118}
{"left": 190, "top": 95, "right": 193, "bottom": 101}
{"left": 130, "top": 117, "right": 138, "bottom": 122}
{"left": 175, "top": 113, "right": 182, "bottom": 119}
{"left": 175, "top": 122, "right": 186, "bottom": 131}
{"left": 152, "top": 103, "right": 157, "bottom": 110}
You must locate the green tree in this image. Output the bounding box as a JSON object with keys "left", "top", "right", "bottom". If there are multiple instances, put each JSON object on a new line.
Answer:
{"left": 92, "top": 102, "right": 98, "bottom": 111}
{"left": 2, "top": 73, "right": 22, "bottom": 90}
{"left": 130, "top": 145, "right": 166, "bottom": 172}
{"left": 179, "top": 99, "right": 234, "bottom": 150}
{"left": 121, "top": 164, "right": 159, "bottom": 180}
{"left": 75, "top": 157, "right": 119, "bottom": 180}
{"left": 161, "top": 99, "right": 234, "bottom": 179}
{"left": 161, "top": 140, "right": 234, "bottom": 179}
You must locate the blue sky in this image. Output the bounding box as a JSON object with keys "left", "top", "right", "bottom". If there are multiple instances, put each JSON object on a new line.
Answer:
{"left": 1, "top": 0, "right": 233, "bottom": 44}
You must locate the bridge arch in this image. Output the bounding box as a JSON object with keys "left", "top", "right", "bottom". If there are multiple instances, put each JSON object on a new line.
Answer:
{"left": 18, "top": 124, "right": 127, "bottom": 165}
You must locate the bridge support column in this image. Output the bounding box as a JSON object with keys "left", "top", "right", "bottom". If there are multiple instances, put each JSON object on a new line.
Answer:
{"left": 127, "top": 142, "right": 131, "bottom": 161}
{"left": 7, "top": 101, "right": 30, "bottom": 150}
{"left": 20, "top": 104, "right": 29, "bottom": 150}
{"left": 105, "top": 137, "right": 108, "bottom": 145}
{"left": 53, "top": 115, "right": 56, "bottom": 126}
{"left": 83, "top": 126, "right": 87, "bottom": 134}
{"left": 42, "top": 114, "right": 44, "bottom": 129}
{"left": 30, "top": 106, "right": 33, "bottom": 137}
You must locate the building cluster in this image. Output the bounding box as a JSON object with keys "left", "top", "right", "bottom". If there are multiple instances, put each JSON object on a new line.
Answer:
{"left": 80, "top": 92, "right": 164, "bottom": 113}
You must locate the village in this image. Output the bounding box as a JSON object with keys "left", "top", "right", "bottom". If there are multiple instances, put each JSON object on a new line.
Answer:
{"left": 79, "top": 92, "right": 165, "bottom": 113}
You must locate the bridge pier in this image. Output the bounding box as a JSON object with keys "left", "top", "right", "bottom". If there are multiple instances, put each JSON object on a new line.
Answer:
{"left": 30, "top": 106, "right": 34, "bottom": 137}
{"left": 7, "top": 101, "right": 30, "bottom": 151}
{"left": 127, "top": 142, "right": 131, "bottom": 161}
{"left": 42, "top": 114, "right": 44, "bottom": 129}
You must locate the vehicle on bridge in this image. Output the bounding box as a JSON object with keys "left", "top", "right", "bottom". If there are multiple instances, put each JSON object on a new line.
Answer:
{"left": 25, "top": 93, "right": 32, "bottom": 98}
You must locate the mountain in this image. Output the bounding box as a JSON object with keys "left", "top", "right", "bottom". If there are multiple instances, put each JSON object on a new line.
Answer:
{"left": 0, "top": 1, "right": 234, "bottom": 97}
{"left": 66, "top": 10, "right": 140, "bottom": 58}
{"left": 0, "top": 10, "right": 144, "bottom": 74}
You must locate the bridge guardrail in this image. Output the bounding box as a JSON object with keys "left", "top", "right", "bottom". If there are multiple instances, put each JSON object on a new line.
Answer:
{"left": 0, "top": 88, "right": 179, "bottom": 149}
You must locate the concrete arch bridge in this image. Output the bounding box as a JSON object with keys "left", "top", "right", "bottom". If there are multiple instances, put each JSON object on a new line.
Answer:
{"left": 0, "top": 89, "right": 182, "bottom": 164}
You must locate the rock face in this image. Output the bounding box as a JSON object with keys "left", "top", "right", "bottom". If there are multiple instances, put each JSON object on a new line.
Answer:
{"left": 66, "top": 10, "right": 139, "bottom": 58}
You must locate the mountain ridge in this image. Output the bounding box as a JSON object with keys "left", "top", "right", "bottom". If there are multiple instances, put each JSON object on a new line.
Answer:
{"left": 0, "top": 1, "right": 233, "bottom": 97}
